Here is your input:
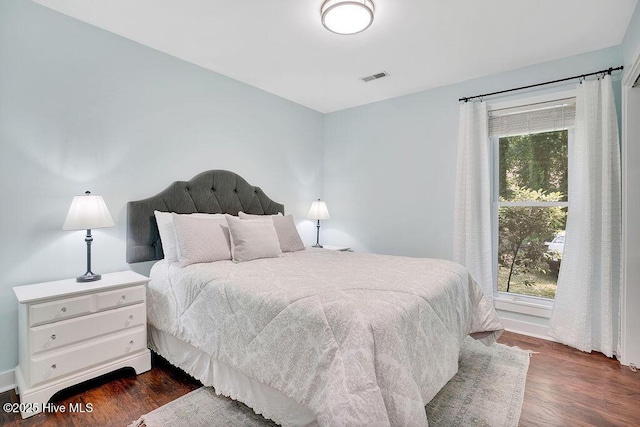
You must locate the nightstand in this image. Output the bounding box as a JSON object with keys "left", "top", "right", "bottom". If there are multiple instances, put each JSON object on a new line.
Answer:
{"left": 322, "top": 245, "right": 352, "bottom": 252}
{"left": 13, "top": 271, "right": 151, "bottom": 418}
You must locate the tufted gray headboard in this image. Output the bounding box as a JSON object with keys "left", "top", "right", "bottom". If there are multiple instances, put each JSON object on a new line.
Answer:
{"left": 126, "top": 170, "right": 284, "bottom": 263}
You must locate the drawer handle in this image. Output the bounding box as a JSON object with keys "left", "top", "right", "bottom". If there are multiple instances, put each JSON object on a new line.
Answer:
{"left": 129, "top": 340, "right": 134, "bottom": 345}
{"left": 55, "top": 307, "right": 67, "bottom": 319}
{"left": 50, "top": 334, "right": 57, "bottom": 341}
{"left": 125, "top": 315, "right": 134, "bottom": 326}
{"left": 45, "top": 363, "right": 58, "bottom": 379}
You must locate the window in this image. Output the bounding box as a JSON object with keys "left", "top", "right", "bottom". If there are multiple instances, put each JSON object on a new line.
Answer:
{"left": 490, "top": 96, "right": 574, "bottom": 301}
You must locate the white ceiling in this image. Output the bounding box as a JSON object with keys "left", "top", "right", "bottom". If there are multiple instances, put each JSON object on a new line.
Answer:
{"left": 32, "top": 0, "right": 638, "bottom": 113}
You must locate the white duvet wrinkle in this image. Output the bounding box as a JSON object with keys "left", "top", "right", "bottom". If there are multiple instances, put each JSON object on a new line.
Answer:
{"left": 368, "top": 325, "right": 394, "bottom": 426}
{"left": 370, "top": 299, "right": 457, "bottom": 418}
{"left": 177, "top": 276, "right": 219, "bottom": 317}
{"left": 147, "top": 261, "right": 190, "bottom": 336}
{"left": 342, "top": 278, "right": 470, "bottom": 357}
{"left": 161, "top": 261, "right": 177, "bottom": 306}
{"left": 320, "top": 296, "right": 385, "bottom": 401}
{"left": 174, "top": 261, "right": 233, "bottom": 314}
{"left": 221, "top": 279, "right": 252, "bottom": 350}
{"left": 225, "top": 282, "right": 328, "bottom": 346}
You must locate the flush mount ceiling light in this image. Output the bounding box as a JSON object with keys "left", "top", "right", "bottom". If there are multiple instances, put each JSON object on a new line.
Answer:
{"left": 321, "top": 0, "right": 375, "bottom": 35}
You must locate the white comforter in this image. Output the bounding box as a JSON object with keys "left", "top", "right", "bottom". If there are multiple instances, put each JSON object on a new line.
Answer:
{"left": 147, "top": 249, "right": 503, "bottom": 426}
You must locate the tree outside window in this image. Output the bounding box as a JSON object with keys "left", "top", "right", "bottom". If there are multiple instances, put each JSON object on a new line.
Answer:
{"left": 496, "top": 130, "right": 569, "bottom": 299}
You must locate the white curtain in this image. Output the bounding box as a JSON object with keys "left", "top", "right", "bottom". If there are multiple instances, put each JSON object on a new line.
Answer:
{"left": 453, "top": 101, "right": 493, "bottom": 296}
{"left": 549, "top": 75, "right": 622, "bottom": 357}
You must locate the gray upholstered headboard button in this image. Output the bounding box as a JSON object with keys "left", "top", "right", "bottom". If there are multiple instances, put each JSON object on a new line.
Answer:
{"left": 126, "top": 170, "right": 284, "bottom": 263}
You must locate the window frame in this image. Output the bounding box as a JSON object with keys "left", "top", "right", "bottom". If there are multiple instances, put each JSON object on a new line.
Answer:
{"left": 488, "top": 89, "right": 576, "bottom": 312}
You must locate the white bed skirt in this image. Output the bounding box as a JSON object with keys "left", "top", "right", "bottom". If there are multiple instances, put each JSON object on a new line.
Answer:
{"left": 148, "top": 325, "right": 318, "bottom": 427}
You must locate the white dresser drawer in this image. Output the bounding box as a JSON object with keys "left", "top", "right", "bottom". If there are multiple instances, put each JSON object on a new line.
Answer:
{"left": 29, "top": 295, "right": 93, "bottom": 327}
{"left": 30, "top": 326, "right": 146, "bottom": 387}
{"left": 30, "top": 304, "right": 146, "bottom": 354}
{"left": 96, "top": 285, "right": 145, "bottom": 311}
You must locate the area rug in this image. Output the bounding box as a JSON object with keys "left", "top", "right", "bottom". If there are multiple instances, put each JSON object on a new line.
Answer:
{"left": 130, "top": 337, "right": 530, "bottom": 427}
{"left": 425, "top": 337, "right": 530, "bottom": 426}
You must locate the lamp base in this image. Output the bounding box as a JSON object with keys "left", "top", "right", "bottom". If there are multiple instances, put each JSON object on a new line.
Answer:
{"left": 312, "top": 244, "right": 323, "bottom": 248}
{"left": 77, "top": 272, "right": 101, "bottom": 282}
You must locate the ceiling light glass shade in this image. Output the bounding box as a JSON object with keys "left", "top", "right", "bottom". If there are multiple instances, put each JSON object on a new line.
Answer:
{"left": 62, "top": 191, "right": 115, "bottom": 231}
{"left": 321, "top": 0, "right": 375, "bottom": 35}
{"left": 308, "top": 200, "right": 330, "bottom": 220}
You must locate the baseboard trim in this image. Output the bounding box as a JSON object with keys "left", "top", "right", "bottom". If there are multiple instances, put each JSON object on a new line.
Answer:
{"left": 0, "top": 369, "right": 16, "bottom": 393}
{"left": 500, "top": 317, "right": 556, "bottom": 342}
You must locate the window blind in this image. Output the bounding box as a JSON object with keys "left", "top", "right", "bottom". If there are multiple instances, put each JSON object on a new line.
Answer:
{"left": 489, "top": 98, "right": 575, "bottom": 138}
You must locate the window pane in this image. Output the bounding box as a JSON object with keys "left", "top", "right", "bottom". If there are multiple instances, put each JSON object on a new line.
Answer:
{"left": 497, "top": 206, "right": 567, "bottom": 299}
{"left": 499, "top": 130, "right": 568, "bottom": 202}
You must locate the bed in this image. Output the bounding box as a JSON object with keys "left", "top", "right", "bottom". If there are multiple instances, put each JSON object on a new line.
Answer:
{"left": 127, "top": 170, "right": 503, "bottom": 427}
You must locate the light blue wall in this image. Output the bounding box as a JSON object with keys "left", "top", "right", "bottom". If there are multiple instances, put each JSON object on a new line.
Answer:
{"left": 0, "top": 0, "right": 324, "bottom": 372}
{"left": 323, "top": 47, "right": 623, "bottom": 258}
{"left": 623, "top": 2, "right": 640, "bottom": 66}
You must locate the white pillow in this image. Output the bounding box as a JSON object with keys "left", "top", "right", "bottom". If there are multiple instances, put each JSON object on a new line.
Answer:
{"left": 226, "top": 215, "right": 282, "bottom": 263}
{"left": 172, "top": 214, "right": 232, "bottom": 267}
{"left": 154, "top": 211, "right": 226, "bottom": 261}
{"left": 154, "top": 211, "right": 179, "bottom": 261}
{"left": 238, "top": 212, "right": 305, "bottom": 252}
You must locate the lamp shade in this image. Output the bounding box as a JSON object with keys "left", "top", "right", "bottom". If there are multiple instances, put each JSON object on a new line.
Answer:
{"left": 62, "top": 191, "right": 115, "bottom": 231}
{"left": 308, "top": 199, "right": 330, "bottom": 220}
{"left": 321, "top": 0, "right": 375, "bottom": 35}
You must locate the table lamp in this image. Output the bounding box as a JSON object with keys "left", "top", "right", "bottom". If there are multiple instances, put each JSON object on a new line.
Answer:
{"left": 62, "top": 191, "right": 115, "bottom": 282}
{"left": 308, "top": 199, "right": 330, "bottom": 248}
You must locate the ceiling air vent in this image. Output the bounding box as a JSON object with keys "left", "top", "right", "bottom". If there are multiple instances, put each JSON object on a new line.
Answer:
{"left": 360, "top": 71, "right": 390, "bottom": 82}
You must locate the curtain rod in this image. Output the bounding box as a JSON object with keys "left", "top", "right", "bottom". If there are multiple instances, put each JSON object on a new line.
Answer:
{"left": 459, "top": 66, "right": 624, "bottom": 103}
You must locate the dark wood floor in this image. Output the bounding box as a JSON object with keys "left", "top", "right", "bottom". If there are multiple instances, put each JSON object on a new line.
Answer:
{"left": 1, "top": 332, "right": 638, "bottom": 426}
{"left": 503, "top": 332, "right": 640, "bottom": 427}
{"left": 0, "top": 354, "right": 201, "bottom": 427}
